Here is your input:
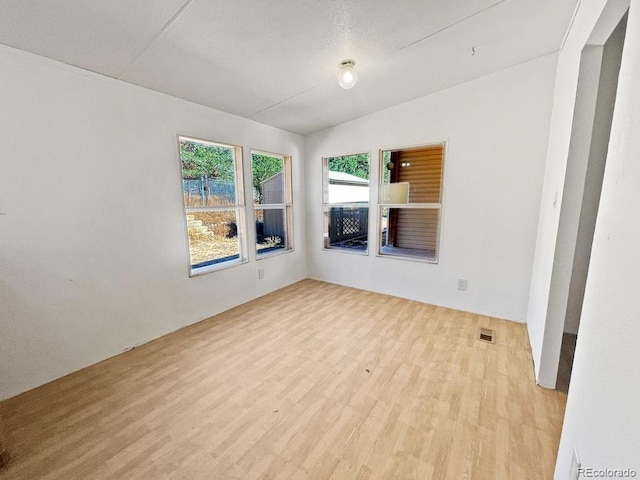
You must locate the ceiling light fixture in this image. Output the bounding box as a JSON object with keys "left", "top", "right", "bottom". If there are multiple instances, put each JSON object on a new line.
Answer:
{"left": 338, "top": 59, "right": 357, "bottom": 89}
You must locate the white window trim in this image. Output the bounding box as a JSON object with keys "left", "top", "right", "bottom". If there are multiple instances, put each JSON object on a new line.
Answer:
{"left": 376, "top": 143, "right": 445, "bottom": 264}
{"left": 322, "top": 153, "right": 371, "bottom": 255}
{"left": 251, "top": 150, "right": 294, "bottom": 260}
{"left": 178, "top": 135, "right": 248, "bottom": 277}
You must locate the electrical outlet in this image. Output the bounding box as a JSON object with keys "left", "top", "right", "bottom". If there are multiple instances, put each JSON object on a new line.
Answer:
{"left": 258, "top": 269, "right": 264, "bottom": 280}
{"left": 569, "top": 447, "right": 581, "bottom": 480}
{"left": 457, "top": 279, "right": 468, "bottom": 291}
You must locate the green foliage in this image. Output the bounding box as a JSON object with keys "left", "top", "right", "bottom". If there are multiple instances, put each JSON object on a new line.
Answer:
{"left": 328, "top": 154, "right": 370, "bottom": 180}
{"left": 180, "top": 140, "right": 234, "bottom": 182}
{"left": 252, "top": 153, "right": 283, "bottom": 202}
{"left": 382, "top": 150, "right": 391, "bottom": 184}
{"left": 180, "top": 142, "right": 286, "bottom": 203}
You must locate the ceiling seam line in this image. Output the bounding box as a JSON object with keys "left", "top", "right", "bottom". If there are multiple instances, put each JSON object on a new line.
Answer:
{"left": 401, "top": 0, "right": 508, "bottom": 51}
{"left": 251, "top": 86, "right": 319, "bottom": 117}
{"left": 560, "top": 0, "right": 582, "bottom": 51}
{"left": 253, "top": 0, "right": 508, "bottom": 118}
{"left": 117, "top": 0, "right": 198, "bottom": 78}
{"left": 298, "top": 47, "right": 561, "bottom": 136}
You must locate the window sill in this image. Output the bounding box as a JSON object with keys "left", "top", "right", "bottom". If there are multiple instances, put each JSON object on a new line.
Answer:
{"left": 256, "top": 247, "right": 294, "bottom": 260}
{"left": 189, "top": 257, "right": 248, "bottom": 277}
{"left": 376, "top": 247, "right": 438, "bottom": 264}
{"left": 322, "top": 246, "right": 370, "bottom": 256}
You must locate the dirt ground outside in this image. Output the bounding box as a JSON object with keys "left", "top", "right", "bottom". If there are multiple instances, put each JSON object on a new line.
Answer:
{"left": 188, "top": 233, "right": 281, "bottom": 265}
{"left": 186, "top": 202, "right": 282, "bottom": 266}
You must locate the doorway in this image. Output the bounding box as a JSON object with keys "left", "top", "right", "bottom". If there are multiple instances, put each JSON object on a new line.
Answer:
{"left": 556, "top": 12, "right": 627, "bottom": 392}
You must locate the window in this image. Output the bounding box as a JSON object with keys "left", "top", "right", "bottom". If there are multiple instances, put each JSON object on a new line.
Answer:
{"left": 251, "top": 151, "right": 293, "bottom": 257}
{"left": 178, "top": 136, "right": 246, "bottom": 275}
{"left": 379, "top": 143, "right": 444, "bottom": 262}
{"left": 322, "top": 153, "right": 370, "bottom": 252}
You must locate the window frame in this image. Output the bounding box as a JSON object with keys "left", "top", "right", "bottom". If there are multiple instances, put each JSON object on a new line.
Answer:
{"left": 250, "top": 150, "right": 294, "bottom": 259}
{"left": 377, "top": 142, "right": 445, "bottom": 264}
{"left": 177, "top": 135, "right": 248, "bottom": 277}
{"left": 322, "top": 152, "right": 371, "bottom": 255}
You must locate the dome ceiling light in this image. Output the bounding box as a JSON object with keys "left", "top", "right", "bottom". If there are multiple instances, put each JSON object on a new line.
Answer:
{"left": 338, "top": 59, "right": 357, "bottom": 89}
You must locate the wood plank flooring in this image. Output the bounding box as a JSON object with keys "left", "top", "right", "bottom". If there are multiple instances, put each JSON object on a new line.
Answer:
{"left": 0, "top": 280, "right": 566, "bottom": 479}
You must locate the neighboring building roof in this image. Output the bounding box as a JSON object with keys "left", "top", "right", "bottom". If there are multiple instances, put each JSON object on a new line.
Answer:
{"left": 328, "top": 171, "right": 369, "bottom": 185}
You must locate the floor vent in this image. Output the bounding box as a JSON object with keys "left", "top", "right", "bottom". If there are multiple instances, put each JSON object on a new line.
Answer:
{"left": 478, "top": 327, "right": 495, "bottom": 344}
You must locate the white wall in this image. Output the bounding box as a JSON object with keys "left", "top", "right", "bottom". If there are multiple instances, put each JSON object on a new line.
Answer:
{"left": 554, "top": 0, "right": 640, "bottom": 476}
{"left": 0, "top": 46, "right": 307, "bottom": 400}
{"left": 305, "top": 54, "right": 558, "bottom": 322}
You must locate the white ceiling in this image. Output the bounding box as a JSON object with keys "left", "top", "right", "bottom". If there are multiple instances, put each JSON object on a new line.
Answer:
{"left": 0, "top": 0, "right": 578, "bottom": 135}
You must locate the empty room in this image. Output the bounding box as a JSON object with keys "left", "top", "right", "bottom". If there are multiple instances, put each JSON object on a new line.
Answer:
{"left": 1, "top": 0, "right": 639, "bottom": 479}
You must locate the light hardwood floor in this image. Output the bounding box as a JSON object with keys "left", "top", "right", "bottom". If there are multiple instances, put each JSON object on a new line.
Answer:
{"left": 0, "top": 280, "right": 566, "bottom": 479}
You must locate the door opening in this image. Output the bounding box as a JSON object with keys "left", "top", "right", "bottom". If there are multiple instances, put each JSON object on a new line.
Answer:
{"left": 556, "top": 13, "right": 627, "bottom": 392}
